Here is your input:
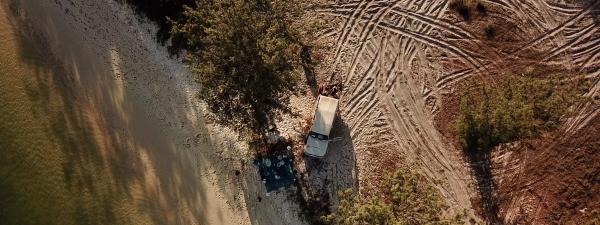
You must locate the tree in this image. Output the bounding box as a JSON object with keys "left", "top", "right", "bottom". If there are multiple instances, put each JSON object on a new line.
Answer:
{"left": 121, "top": 0, "right": 195, "bottom": 46}
{"left": 322, "top": 169, "right": 466, "bottom": 225}
{"left": 171, "top": 0, "right": 301, "bottom": 132}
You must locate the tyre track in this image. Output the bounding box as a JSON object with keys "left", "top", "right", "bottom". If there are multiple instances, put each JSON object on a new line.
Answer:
{"left": 371, "top": 0, "right": 474, "bottom": 213}
{"left": 332, "top": 0, "right": 374, "bottom": 65}
{"left": 542, "top": 23, "right": 598, "bottom": 61}
{"left": 389, "top": 8, "right": 475, "bottom": 39}
{"left": 510, "top": 0, "right": 600, "bottom": 55}
{"left": 380, "top": 88, "right": 471, "bottom": 209}
{"left": 319, "top": 11, "right": 484, "bottom": 69}
{"left": 564, "top": 76, "right": 600, "bottom": 134}
{"left": 320, "top": 0, "right": 477, "bottom": 216}
{"left": 345, "top": 35, "right": 388, "bottom": 127}
{"left": 343, "top": 1, "right": 400, "bottom": 87}
{"left": 581, "top": 46, "right": 600, "bottom": 69}
{"left": 543, "top": 0, "right": 581, "bottom": 15}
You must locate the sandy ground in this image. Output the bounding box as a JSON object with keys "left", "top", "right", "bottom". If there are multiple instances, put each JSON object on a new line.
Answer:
{"left": 4, "top": 0, "right": 598, "bottom": 224}
{"left": 311, "top": 0, "right": 479, "bottom": 219}
{"left": 3, "top": 0, "right": 308, "bottom": 224}
{"left": 308, "top": 0, "right": 599, "bottom": 223}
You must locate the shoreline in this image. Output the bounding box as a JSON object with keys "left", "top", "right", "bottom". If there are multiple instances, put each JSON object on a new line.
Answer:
{"left": 1, "top": 0, "right": 307, "bottom": 224}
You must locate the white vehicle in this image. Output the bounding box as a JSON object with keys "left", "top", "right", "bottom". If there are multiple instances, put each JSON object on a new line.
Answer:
{"left": 304, "top": 95, "right": 339, "bottom": 157}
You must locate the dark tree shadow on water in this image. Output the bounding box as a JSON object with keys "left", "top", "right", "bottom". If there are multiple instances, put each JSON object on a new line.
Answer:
{"left": 3, "top": 2, "right": 126, "bottom": 224}
{"left": 116, "top": 0, "right": 195, "bottom": 53}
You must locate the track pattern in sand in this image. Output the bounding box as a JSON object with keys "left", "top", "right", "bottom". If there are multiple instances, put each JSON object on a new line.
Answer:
{"left": 484, "top": 0, "right": 600, "bottom": 137}
{"left": 317, "top": 0, "right": 477, "bottom": 214}
{"left": 484, "top": 1, "right": 600, "bottom": 223}
{"left": 316, "top": 0, "right": 600, "bottom": 220}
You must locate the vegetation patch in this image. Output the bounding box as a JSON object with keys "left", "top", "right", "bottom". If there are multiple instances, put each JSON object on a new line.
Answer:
{"left": 585, "top": 212, "right": 600, "bottom": 225}
{"left": 450, "top": 0, "right": 472, "bottom": 20}
{"left": 170, "top": 0, "right": 305, "bottom": 133}
{"left": 476, "top": 2, "right": 487, "bottom": 14}
{"left": 455, "top": 75, "right": 589, "bottom": 153}
{"left": 449, "top": 0, "right": 487, "bottom": 21}
{"left": 453, "top": 74, "right": 588, "bottom": 223}
{"left": 484, "top": 25, "right": 496, "bottom": 38}
{"left": 118, "top": 0, "right": 195, "bottom": 49}
{"left": 322, "top": 168, "right": 466, "bottom": 225}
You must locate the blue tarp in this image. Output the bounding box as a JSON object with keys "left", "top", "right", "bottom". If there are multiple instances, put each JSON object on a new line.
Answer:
{"left": 254, "top": 150, "right": 295, "bottom": 193}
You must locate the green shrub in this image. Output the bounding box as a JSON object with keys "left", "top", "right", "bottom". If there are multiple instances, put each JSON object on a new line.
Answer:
{"left": 450, "top": 0, "right": 488, "bottom": 20}
{"left": 170, "top": 0, "right": 302, "bottom": 132}
{"left": 450, "top": 0, "right": 471, "bottom": 20}
{"left": 322, "top": 169, "right": 466, "bottom": 225}
{"left": 455, "top": 76, "right": 588, "bottom": 153}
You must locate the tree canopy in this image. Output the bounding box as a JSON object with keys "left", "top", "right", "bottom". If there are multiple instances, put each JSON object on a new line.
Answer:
{"left": 171, "top": 0, "right": 301, "bottom": 132}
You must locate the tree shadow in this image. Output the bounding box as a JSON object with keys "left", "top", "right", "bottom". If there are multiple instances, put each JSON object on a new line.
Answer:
{"left": 301, "top": 45, "right": 319, "bottom": 97}
{"left": 116, "top": 0, "right": 195, "bottom": 51}
{"left": 3, "top": 1, "right": 242, "bottom": 224}
{"left": 580, "top": 0, "right": 600, "bottom": 23}
{"left": 467, "top": 150, "right": 501, "bottom": 225}
{"left": 3, "top": 2, "right": 127, "bottom": 224}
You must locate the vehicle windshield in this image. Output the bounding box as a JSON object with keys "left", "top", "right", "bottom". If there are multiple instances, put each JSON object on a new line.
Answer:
{"left": 309, "top": 131, "right": 329, "bottom": 141}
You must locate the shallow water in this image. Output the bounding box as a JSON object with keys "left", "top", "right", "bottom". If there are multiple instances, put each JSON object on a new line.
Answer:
{"left": 1, "top": 0, "right": 313, "bottom": 224}
{"left": 0, "top": 3, "right": 152, "bottom": 225}
{"left": 0, "top": 0, "right": 259, "bottom": 224}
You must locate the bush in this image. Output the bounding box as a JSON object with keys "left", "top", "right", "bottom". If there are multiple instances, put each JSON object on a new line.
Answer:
{"left": 455, "top": 76, "right": 588, "bottom": 153}
{"left": 322, "top": 169, "right": 466, "bottom": 225}
{"left": 476, "top": 2, "right": 487, "bottom": 13}
{"left": 120, "top": 0, "right": 195, "bottom": 47}
{"left": 170, "top": 0, "right": 302, "bottom": 132}
{"left": 450, "top": 0, "right": 471, "bottom": 20}
{"left": 484, "top": 25, "right": 496, "bottom": 38}
{"left": 450, "top": 0, "right": 488, "bottom": 20}
{"left": 585, "top": 212, "right": 600, "bottom": 225}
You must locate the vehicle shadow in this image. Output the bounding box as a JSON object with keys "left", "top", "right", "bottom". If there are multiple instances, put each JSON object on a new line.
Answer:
{"left": 298, "top": 116, "right": 357, "bottom": 223}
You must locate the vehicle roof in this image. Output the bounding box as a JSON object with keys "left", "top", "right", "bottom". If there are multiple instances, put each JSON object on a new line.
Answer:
{"left": 311, "top": 95, "right": 339, "bottom": 135}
